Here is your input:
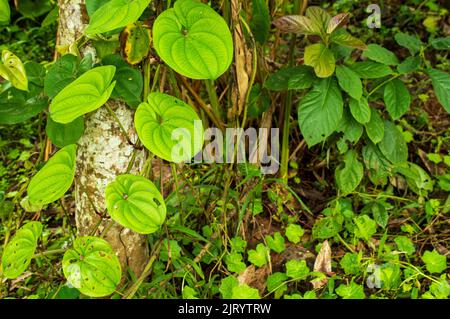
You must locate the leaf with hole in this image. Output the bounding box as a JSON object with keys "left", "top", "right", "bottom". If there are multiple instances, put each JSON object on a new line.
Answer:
{"left": 46, "top": 117, "right": 85, "bottom": 148}
{"left": 27, "top": 145, "right": 77, "bottom": 205}
{"left": 105, "top": 174, "right": 166, "bottom": 234}
{"left": 298, "top": 77, "right": 343, "bottom": 146}
{"left": 1, "top": 222, "right": 42, "bottom": 279}
{"left": 62, "top": 236, "right": 122, "bottom": 297}
{"left": 135, "top": 92, "right": 204, "bottom": 163}
{"left": 121, "top": 23, "right": 151, "bottom": 65}
{"left": 49, "top": 66, "right": 116, "bottom": 124}
{"left": 0, "top": 50, "right": 28, "bottom": 91}
{"left": 85, "top": 0, "right": 151, "bottom": 35}
{"left": 152, "top": 0, "right": 233, "bottom": 80}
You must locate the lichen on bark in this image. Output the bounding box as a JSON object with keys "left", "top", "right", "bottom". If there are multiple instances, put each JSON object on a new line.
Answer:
{"left": 57, "top": 0, "right": 149, "bottom": 276}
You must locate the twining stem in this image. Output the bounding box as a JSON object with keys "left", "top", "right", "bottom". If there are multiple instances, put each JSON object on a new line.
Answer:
{"left": 205, "top": 79, "right": 223, "bottom": 121}
{"left": 179, "top": 76, "right": 225, "bottom": 130}
{"left": 367, "top": 73, "right": 401, "bottom": 97}
{"left": 104, "top": 102, "right": 134, "bottom": 146}
{"left": 33, "top": 248, "right": 67, "bottom": 259}
{"left": 279, "top": 0, "right": 303, "bottom": 183}
{"left": 124, "top": 239, "right": 163, "bottom": 299}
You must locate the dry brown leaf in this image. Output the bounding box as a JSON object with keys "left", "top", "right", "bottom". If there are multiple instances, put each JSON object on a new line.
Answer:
{"left": 311, "top": 240, "right": 333, "bottom": 289}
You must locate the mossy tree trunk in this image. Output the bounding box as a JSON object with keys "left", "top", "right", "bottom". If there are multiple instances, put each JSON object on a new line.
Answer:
{"left": 56, "top": 0, "right": 148, "bottom": 276}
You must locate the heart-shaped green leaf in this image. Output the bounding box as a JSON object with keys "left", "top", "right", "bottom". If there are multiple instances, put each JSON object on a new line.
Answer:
{"left": 27, "top": 144, "right": 77, "bottom": 205}
{"left": 46, "top": 117, "right": 85, "bottom": 148}
{"left": 62, "top": 237, "right": 122, "bottom": 297}
{"left": 153, "top": 0, "right": 233, "bottom": 80}
{"left": 85, "top": 0, "right": 151, "bottom": 35}
{"left": 105, "top": 174, "right": 166, "bottom": 234}
{"left": 0, "top": 50, "right": 28, "bottom": 91}
{"left": 1, "top": 222, "right": 43, "bottom": 279}
{"left": 135, "top": 92, "right": 204, "bottom": 162}
{"left": 49, "top": 66, "right": 116, "bottom": 124}
{"left": 304, "top": 43, "right": 335, "bottom": 78}
{"left": 0, "top": 0, "right": 10, "bottom": 23}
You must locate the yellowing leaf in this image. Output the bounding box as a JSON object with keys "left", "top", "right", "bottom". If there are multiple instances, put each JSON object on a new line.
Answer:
{"left": 331, "top": 29, "right": 367, "bottom": 50}
{"left": 121, "top": 23, "right": 151, "bottom": 65}
{"left": 304, "top": 43, "right": 335, "bottom": 78}
{"left": 0, "top": 50, "right": 28, "bottom": 91}
{"left": 305, "top": 6, "right": 331, "bottom": 34}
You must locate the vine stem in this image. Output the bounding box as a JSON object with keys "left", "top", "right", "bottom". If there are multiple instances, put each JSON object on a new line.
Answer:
{"left": 367, "top": 74, "right": 401, "bottom": 97}
{"left": 204, "top": 79, "right": 223, "bottom": 121}
{"left": 104, "top": 102, "right": 134, "bottom": 146}
{"left": 33, "top": 248, "right": 67, "bottom": 259}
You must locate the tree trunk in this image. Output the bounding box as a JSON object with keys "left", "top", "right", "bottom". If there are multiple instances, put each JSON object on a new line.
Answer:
{"left": 57, "top": 0, "right": 148, "bottom": 276}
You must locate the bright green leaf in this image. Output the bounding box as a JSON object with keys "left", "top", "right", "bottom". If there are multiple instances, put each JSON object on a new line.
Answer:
{"left": 422, "top": 250, "right": 447, "bottom": 274}
{"left": 349, "top": 97, "right": 371, "bottom": 124}
{"left": 362, "top": 44, "right": 399, "bottom": 65}
{"left": 354, "top": 215, "right": 377, "bottom": 241}
{"left": 231, "top": 284, "right": 260, "bottom": 299}
{"left": 336, "top": 282, "right": 365, "bottom": 299}
{"left": 49, "top": 66, "right": 116, "bottom": 124}
{"left": 350, "top": 61, "right": 392, "bottom": 79}
{"left": 304, "top": 43, "right": 335, "bottom": 78}
{"left": 153, "top": 0, "right": 233, "bottom": 80}
{"left": 266, "top": 232, "right": 286, "bottom": 253}
{"left": 27, "top": 145, "right": 77, "bottom": 206}
{"left": 1, "top": 222, "right": 42, "bottom": 279}
{"left": 285, "top": 224, "right": 305, "bottom": 244}
{"left": 105, "top": 174, "right": 166, "bottom": 234}
{"left": 85, "top": 0, "right": 151, "bottom": 35}
{"left": 247, "top": 243, "right": 269, "bottom": 267}
{"left": 286, "top": 259, "right": 310, "bottom": 280}
{"left": 0, "top": 50, "right": 28, "bottom": 91}
{"left": 135, "top": 92, "right": 204, "bottom": 163}
{"left": 62, "top": 236, "right": 122, "bottom": 297}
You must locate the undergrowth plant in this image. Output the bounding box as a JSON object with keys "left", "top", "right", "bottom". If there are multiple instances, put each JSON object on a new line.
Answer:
{"left": 0, "top": 0, "right": 448, "bottom": 299}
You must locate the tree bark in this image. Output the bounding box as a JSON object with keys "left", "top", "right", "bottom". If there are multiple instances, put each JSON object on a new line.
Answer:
{"left": 57, "top": 0, "right": 149, "bottom": 276}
